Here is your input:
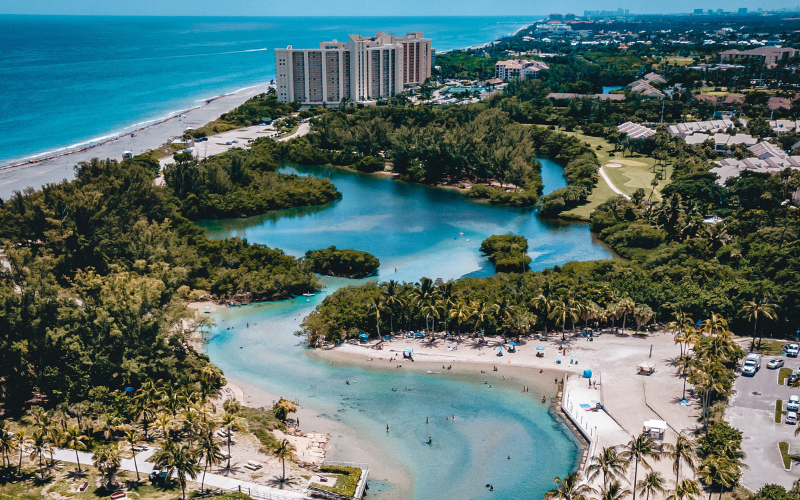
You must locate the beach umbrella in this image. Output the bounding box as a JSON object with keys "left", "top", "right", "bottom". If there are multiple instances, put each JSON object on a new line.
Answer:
{"left": 536, "top": 346, "right": 545, "bottom": 350}
{"left": 507, "top": 342, "right": 517, "bottom": 346}
{"left": 496, "top": 347, "right": 504, "bottom": 351}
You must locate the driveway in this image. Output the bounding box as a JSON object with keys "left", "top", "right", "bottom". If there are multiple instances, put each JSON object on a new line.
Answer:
{"left": 728, "top": 354, "right": 800, "bottom": 490}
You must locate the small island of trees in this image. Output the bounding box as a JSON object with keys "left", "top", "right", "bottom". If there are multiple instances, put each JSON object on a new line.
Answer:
{"left": 304, "top": 246, "right": 380, "bottom": 278}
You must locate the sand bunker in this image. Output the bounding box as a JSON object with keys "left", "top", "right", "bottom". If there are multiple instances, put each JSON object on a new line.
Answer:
{"left": 605, "top": 163, "right": 622, "bottom": 168}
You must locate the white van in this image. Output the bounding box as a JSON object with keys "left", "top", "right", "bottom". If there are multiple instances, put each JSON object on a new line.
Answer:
{"left": 742, "top": 353, "right": 761, "bottom": 376}
{"left": 788, "top": 344, "right": 799, "bottom": 357}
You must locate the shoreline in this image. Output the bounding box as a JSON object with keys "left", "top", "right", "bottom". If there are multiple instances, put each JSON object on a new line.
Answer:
{"left": 0, "top": 19, "right": 540, "bottom": 199}
{"left": 0, "top": 83, "right": 270, "bottom": 171}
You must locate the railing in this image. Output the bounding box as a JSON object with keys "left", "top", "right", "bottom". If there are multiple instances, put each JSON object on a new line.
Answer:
{"left": 561, "top": 387, "right": 599, "bottom": 473}
{"left": 230, "top": 484, "right": 303, "bottom": 500}
{"left": 312, "top": 461, "right": 369, "bottom": 499}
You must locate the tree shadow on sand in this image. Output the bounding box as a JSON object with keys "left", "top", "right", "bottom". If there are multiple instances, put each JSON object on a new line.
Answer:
{"left": 266, "top": 475, "right": 302, "bottom": 489}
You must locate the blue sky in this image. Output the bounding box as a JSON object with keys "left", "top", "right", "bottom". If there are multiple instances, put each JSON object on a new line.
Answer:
{"left": 0, "top": 0, "right": 794, "bottom": 16}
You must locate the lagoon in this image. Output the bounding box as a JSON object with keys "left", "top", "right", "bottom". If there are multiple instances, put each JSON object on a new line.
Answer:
{"left": 198, "top": 160, "right": 612, "bottom": 500}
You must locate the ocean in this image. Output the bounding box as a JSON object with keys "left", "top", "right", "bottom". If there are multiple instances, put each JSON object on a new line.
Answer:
{"left": 0, "top": 15, "right": 537, "bottom": 166}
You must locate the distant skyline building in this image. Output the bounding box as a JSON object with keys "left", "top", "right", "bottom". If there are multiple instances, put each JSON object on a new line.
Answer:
{"left": 275, "top": 31, "right": 433, "bottom": 106}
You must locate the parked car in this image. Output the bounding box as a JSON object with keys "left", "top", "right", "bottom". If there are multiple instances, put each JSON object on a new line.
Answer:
{"left": 789, "top": 373, "right": 799, "bottom": 385}
{"left": 788, "top": 344, "right": 800, "bottom": 357}
{"left": 226, "top": 141, "right": 232, "bottom": 145}
{"left": 787, "top": 412, "right": 798, "bottom": 425}
{"left": 768, "top": 359, "right": 785, "bottom": 369}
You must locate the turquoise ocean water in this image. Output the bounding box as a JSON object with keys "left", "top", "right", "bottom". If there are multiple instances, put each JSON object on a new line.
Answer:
{"left": 0, "top": 15, "right": 535, "bottom": 166}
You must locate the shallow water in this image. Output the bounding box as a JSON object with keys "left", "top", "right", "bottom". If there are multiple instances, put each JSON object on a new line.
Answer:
{"left": 199, "top": 161, "right": 611, "bottom": 499}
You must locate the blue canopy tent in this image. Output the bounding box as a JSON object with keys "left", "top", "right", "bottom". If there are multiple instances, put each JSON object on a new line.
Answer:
{"left": 359, "top": 333, "right": 369, "bottom": 342}
{"left": 583, "top": 369, "right": 593, "bottom": 379}
{"left": 403, "top": 347, "right": 414, "bottom": 360}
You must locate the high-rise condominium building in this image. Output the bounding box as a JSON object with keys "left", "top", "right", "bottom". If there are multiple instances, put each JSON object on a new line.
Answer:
{"left": 275, "top": 31, "right": 433, "bottom": 106}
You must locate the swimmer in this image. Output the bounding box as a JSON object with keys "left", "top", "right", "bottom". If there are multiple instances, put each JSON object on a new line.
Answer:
{"left": 507, "top": 455, "right": 511, "bottom": 460}
{"left": 426, "top": 417, "right": 429, "bottom": 423}
{"left": 426, "top": 437, "right": 432, "bottom": 444}
{"left": 387, "top": 425, "right": 389, "bottom": 432}
{"left": 346, "top": 380, "right": 350, "bottom": 385}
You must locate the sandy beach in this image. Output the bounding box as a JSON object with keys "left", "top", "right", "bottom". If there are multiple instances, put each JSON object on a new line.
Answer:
{"left": 316, "top": 328, "right": 704, "bottom": 490}
{"left": 0, "top": 82, "right": 274, "bottom": 200}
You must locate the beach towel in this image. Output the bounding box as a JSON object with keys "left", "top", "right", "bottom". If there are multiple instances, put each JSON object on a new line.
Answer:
{"left": 580, "top": 404, "right": 591, "bottom": 410}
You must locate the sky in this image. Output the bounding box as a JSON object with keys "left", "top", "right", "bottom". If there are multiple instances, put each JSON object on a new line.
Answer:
{"left": 0, "top": 0, "right": 796, "bottom": 16}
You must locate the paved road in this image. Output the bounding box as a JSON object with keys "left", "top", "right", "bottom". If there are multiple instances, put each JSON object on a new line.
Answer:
{"left": 728, "top": 353, "right": 800, "bottom": 490}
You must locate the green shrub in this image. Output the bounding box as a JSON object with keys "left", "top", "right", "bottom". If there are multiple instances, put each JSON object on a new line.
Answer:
{"left": 480, "top": 235, "right": 530, "bottom": 273}
{"left": 776, "top": 400, "right": 785, "bottom": 423}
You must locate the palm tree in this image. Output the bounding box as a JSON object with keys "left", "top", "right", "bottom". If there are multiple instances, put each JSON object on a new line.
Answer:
{"left": 697, "top": 456, "right": 740, "bottom": 500}
{"left": 13, "top": 428, "right": 30, "bottom": 475}
{"left": 533, "top": 294, "right": 552, "bottom": 336}
{"left": 135, "top": 380, "right": 161, "bottom": 439}
{"left": 155, "top": 412, "right": 175, "bottom": 441}
{"left": 47, "top": 425, "right": 64, "bottom": 467}
{"left": 153, "top": 441, "right": 199, "bottom": 500}
{"left": 197, "top": 430, "right": 223, "bottom": 492}
{"left": 617, "top": 298, "right": 636, "bottom": 334}
{"left": 588, "top": 446, "right": 629, "bottom": 487}
{"left": 551, "top": 296, "right": 579, "bottom": 341}
{"left": 383, "top": 280, "right": 405, "bottom": 334}
{"left": 601, "top": 481, "right": 633, "bottom": 500}
{"left": 619, "top": 434, "right": 663, "bottom": 500}
{"left": 663, "top": 433, "right": 698, "bottom": 483}
{"left": 220, "top": 412, "right": 246, "bottom": 469}
{"left": 28, "top": 430, "right": 50, "bottom": 480}
{"left": 223, "top": 398, "right": 242, "bottom": 415}
{"left": 449, "top": 299, "right": 472, "bottom": 337}
{"left": 272, "top": 439, "right": 296, "bottom": 482}
{"left": 606, "top": 303, "right": 620, "bottom": 332}
{"left": 545, "top": 472, "right": 595, "bottom": 500}
{"left": 471, "top": 299, "right": 493, "bottom": 335}
{"left": 370, "top": 298, "right": 384, "bottom": 337}
{"left": 675, "top": 354, "right": 694, "bottom": 401}
{"left": 739, "top": 298, "right": 777, "bottom": 351}
{"left": 63, "top": 427, "right": 88, "bottom": 473}
{"left": 123, "top": 427, "right": 143, "bottom": 481}
{"left": 93, "top": 445, "right": 121, "bottom": 488}
{"left": 637, "top": 472, "right": 666, "bottom": 500}
{"left": 0, "top": 425, "right": 13, "bottom": 468}
{"left": 666, "top": 479, "right": 701, "bottom": 500}
{"left": 180, "top": 408, "right": 202, "bottom": 447}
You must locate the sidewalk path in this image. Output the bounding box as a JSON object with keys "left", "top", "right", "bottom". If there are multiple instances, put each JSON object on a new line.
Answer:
{"left": 50, "top": 447, "right": 306, "bottom": 499}
{"left": 277, "top": 122, "right": 310, "bottom": 143}
{"left": 598, "top": 166, "right": 631, "bottom": 200}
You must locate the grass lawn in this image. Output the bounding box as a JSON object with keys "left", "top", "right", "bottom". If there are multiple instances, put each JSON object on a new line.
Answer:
{"left": 776, "top": 400, "right": 786, "bottom": 423}
{"left": 780, "top": 368, "right": 793, "bottom": 385}
{"left": 754, "top": 339, "right": 784, "bottom": 356}
{"left": 0, "top": 465, "right": 195, "bottom": 500}
{"left": 561, "top": 131, "right": 671, "bottom": 219}
{"left": 779, "top": 442, "right": 794, "bottom": 470}
{"left": 664, "top": 56, "right": 696, "bottom": 67}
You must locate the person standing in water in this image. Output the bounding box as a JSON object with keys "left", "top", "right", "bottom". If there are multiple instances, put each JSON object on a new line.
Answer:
{"left": 386, "top": 425, "right": 389, "bottom": 432}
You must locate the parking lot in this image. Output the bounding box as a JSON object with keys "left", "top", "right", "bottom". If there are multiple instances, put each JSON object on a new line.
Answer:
{"left": 728, "top": 352, "right": 799, "bottom": 490}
